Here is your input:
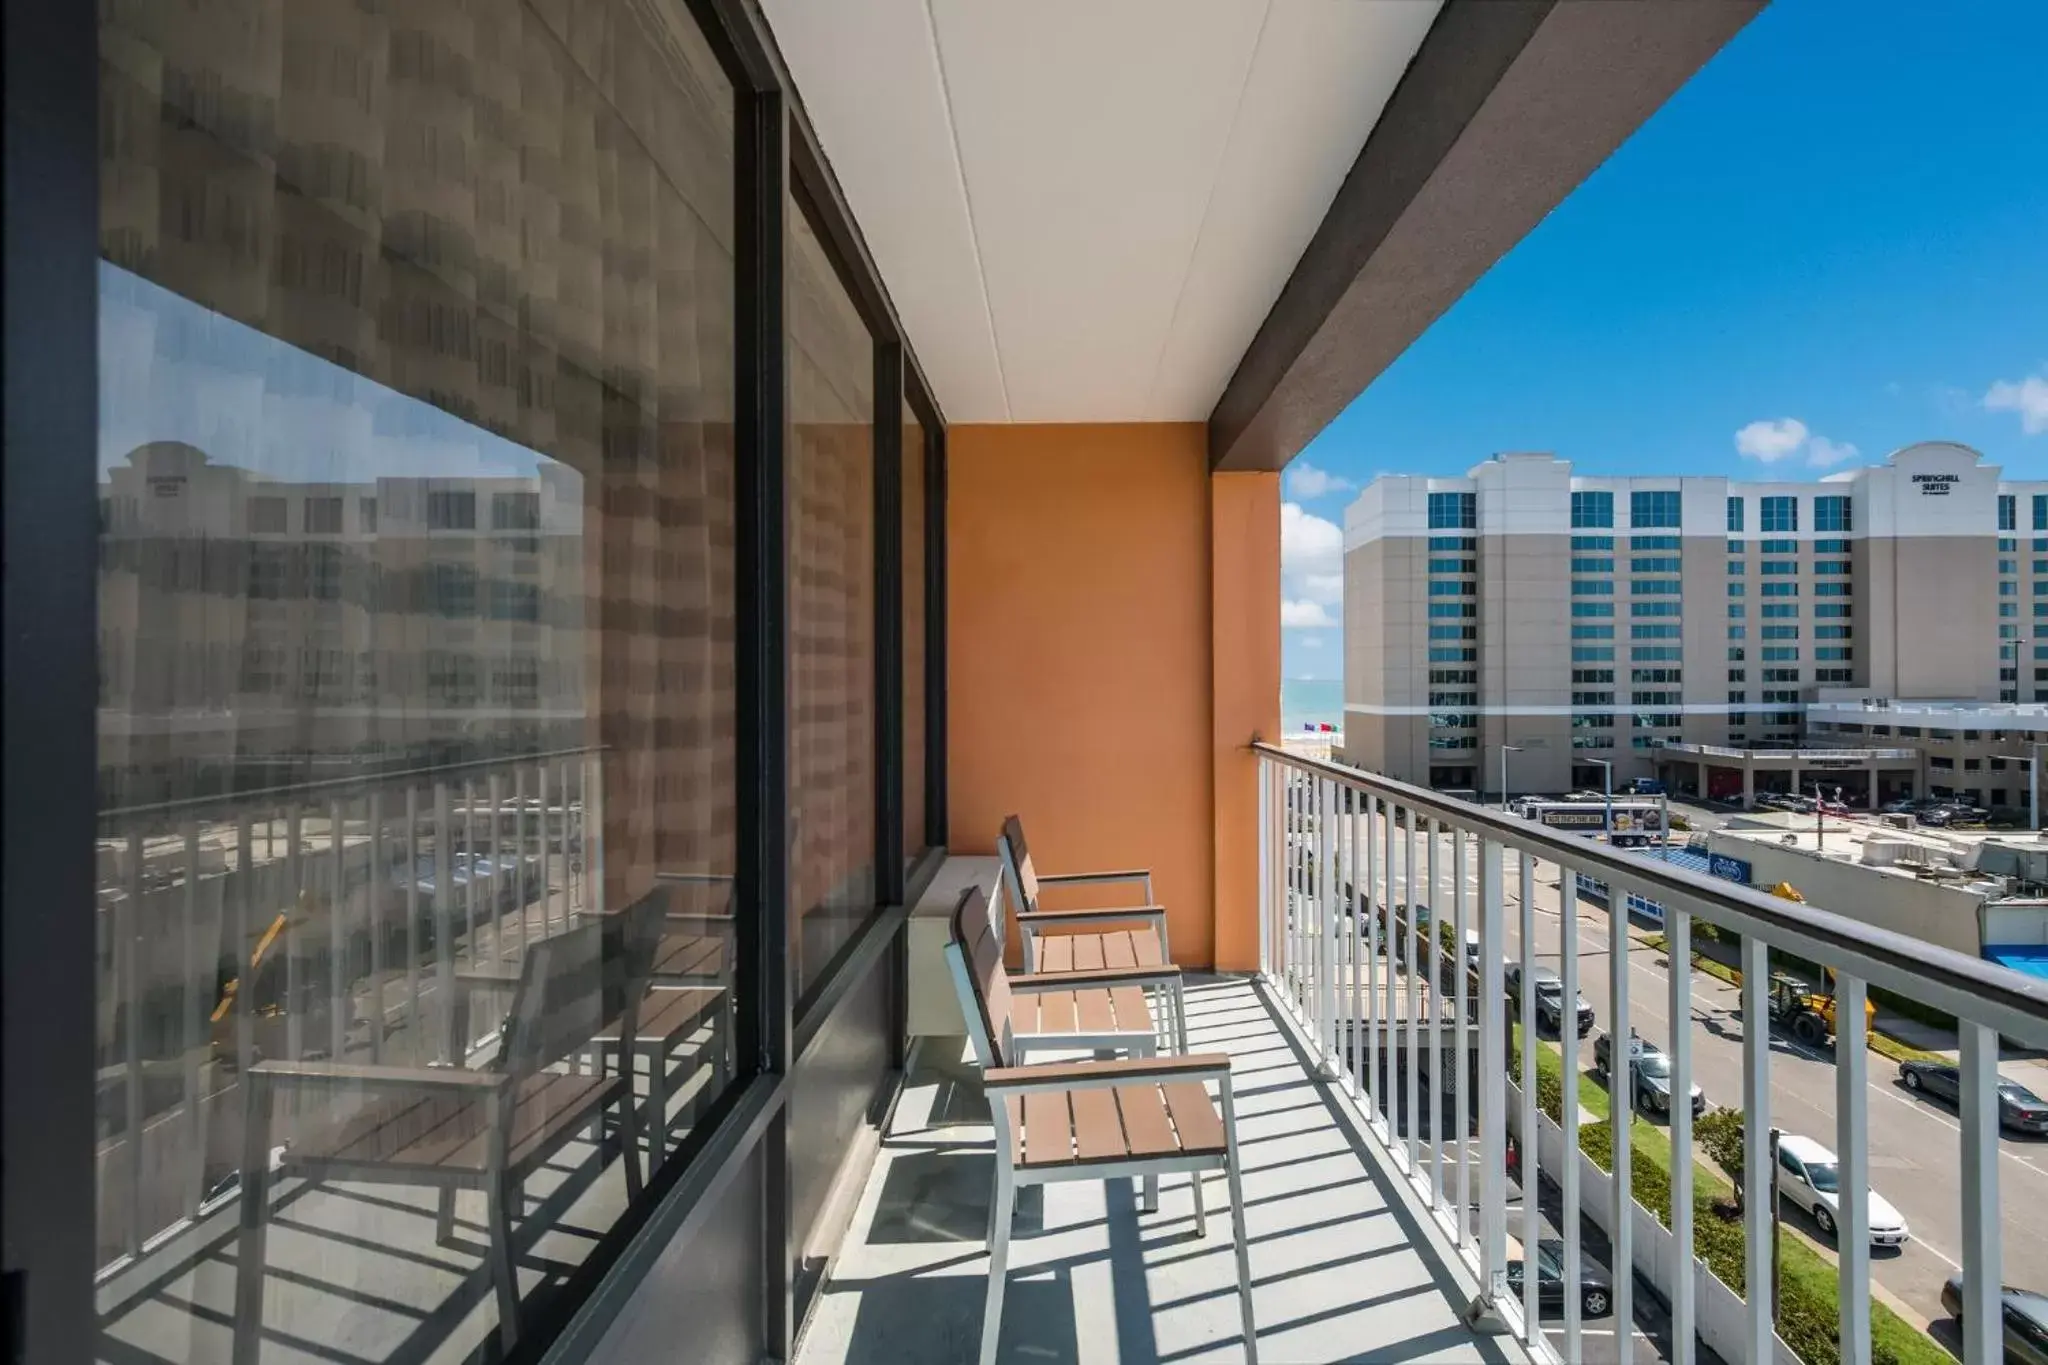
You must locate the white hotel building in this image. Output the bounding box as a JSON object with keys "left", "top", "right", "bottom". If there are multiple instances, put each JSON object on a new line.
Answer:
{"left": 1340, "top": 441, "right": 2048, "bottom": 807}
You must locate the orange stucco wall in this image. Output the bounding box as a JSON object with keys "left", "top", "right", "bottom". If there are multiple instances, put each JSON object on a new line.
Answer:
{"left": 947, "top": 424, "right": 1278, "bottom": 970}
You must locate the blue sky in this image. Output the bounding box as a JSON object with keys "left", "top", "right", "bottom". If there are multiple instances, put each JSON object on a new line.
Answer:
{"left": 1280, "top": 0, "right": 2048, "bottom": 681}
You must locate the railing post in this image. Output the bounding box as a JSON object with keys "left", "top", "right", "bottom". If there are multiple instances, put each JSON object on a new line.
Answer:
{"left": 436, "top": 781, "right": 456, "bottom": 1064}
{"left": 1741, "top": 934, "right": 1772, "bottom": 1365}
{"left": 1466, "top": 836, "right": 1510, "bottom": 1334}
{"left": 1366, "top": 795, "right": 1383, "bottom": 1126}
{"left": 1406, "top": 807, "right": 1422, "bottom": 1175}
{"left": 1317, "top": 776, "right": 1338, "bottom": 1077}
{"left": 1609, "top": 875, "right": 1634, "bottom": 1365}
{"left": 1668, "top": 907, "right": 1694, "bottom": 1365}
{"left": 1452, "top": 827, "right": 1471, "bottom": 1254}
{"left": 1427, "top": 817, "right": 1443, "bottom": 1211}
{"left": 1959, "top": 1019, "right": 2002, "bottom": 1365}
{"left": 1835, "top": 973, "right": 1870, "bottom": 1365}
{"left": 1258, "top": 757, "right": 1271, "bottom": 976}
{"left": 1517, "top": 851, "right": 1539, "bottom": 1341}
{"left": 1561, "top": 853, "right": 1583, "bottom": 1365}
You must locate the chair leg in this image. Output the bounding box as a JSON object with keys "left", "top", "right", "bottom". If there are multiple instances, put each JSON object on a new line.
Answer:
{"left": 620, "top": 1064, "right": 645, "bottom": 1203}
{"left": 1139, "top": 1039, "right": 1159, "bottom": 1213}
{"left": 435, "top": 1187, "right": 457, "bottom": 1245}
{"left": 981, "top": 1162, "right": 1016, "bottom": 1365}
{"left": 1191, "top": 1164, "right": 1207, "bottom": 1238}
{"left": 647, "top": 1041, "right": 668, "bottom": 1174}
{"left": 1221, "top": 1089, "right": 1258, "bottom": 1365}
{"left": 485, "top": 1178, "right": 520, "bottom": 1353}
{"left": 1172, "top": 979, "right": 1190, "bottom": 1056}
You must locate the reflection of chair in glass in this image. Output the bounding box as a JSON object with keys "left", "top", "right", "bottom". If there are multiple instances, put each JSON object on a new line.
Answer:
{"left": 945, "top": 887, "right": 1257, "bottom": 1365}
{"left": 230, "top": 894, "right": 667, "bottom": 1363}
{"left": 594, "top": 874, "right": 738, "bottom": 1166}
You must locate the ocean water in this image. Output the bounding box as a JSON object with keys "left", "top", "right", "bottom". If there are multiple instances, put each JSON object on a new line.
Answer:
{"left": 1280, "top": 678, "right": 1344, "bottom": 735}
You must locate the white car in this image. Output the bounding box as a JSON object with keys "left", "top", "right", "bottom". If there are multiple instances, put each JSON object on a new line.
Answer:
{"left": 1773, "top": 1134, "right": 1910, "bottom": 1246}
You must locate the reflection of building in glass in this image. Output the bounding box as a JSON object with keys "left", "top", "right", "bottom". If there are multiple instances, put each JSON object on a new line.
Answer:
{"left": 98, "top": 440, "right": 586, "bottom": 808}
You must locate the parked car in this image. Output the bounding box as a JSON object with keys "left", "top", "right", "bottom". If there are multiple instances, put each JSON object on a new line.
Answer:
{"left": 1939, "top": 1277, "right": 2048, "bottom": 1365}
{"left": 1881, "top": 797, "right": 1918, "bottom": 815}
{"left": 1918, "top": 806, "right": 1959, "bottom": 827}
{"left": 1773, "top": 1133, "right": 1910, "bottom": 1245}
{"left": 1898, "top": 1061, "right": 2048, "bottom": 1134}
{"left": 1505, "top": 1239, "right": 1613, "bottom": 1319}
{"left": 1505, "top": 963, "right": 1595, "bottom": 1037}
{"left": 1593, "top": 1030, "right": 1706, "bottom": 1117}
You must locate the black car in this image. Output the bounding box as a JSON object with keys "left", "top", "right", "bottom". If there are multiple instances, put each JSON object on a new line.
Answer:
{"left": 1505, "top": 1239, "right": 1613, "bottom": 1319}
{"left": 1505, "top": 964, "right": 1596, "bottom": 1037}
{"left": 1939, "top": 1277, "right": 2048, "bottom": 1365}
{"left": 1899, "top": 1061, "right": 2048, "bottom": 1134}
{"left": 1594, "top": 1030, "right": 1706, "bottom": 1118}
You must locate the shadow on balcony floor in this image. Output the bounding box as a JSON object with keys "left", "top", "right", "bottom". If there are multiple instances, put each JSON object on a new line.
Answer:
{"left": 795, "top": 976, "right": 1531, "bottom": 1365}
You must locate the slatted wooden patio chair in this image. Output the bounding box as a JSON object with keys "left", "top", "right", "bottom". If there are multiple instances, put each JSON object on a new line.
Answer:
{"left": 231, "top": 891, "right": 668, "bottom": 1363}
{"left": 997, "top": 814, "right": 1184, "bottom": 1050}
{"left": 946, "top": 886, "right": 1257, "bottom": 1365}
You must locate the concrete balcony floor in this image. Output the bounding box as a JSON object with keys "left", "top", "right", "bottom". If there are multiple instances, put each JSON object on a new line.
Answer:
{"left": 795, "top": 977, "right": 1532, "bottom": 1365}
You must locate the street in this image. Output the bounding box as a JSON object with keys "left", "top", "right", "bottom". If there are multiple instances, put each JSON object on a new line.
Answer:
{"left": 1353, "top": 817, "right": 2048, "bottom": 1334}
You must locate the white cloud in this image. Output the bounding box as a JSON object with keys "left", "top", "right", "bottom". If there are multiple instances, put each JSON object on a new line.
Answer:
{"left": 1302, "top": 636, "right": 1322, "bottom": 649}
{"left": 1285, "top": 461, "right": 1353, "bottom": 500}
{"left": 1281, "top": 502, "right": 1344, "bottom": 626}
{"left": 1804, "top": 436, "right": 1859, "bottom": 468}
{"left": 1734, "top": 418, "right": 1808, "bottom": 462}
{"left": 1734, "top": 417, "right": 1859, "bottom": 469}
{"left": 1985, "top": 369, "right": 2048, "bottom": 435}
{"left": 1282, "top": 599, "right": 1337, "bottom": 629}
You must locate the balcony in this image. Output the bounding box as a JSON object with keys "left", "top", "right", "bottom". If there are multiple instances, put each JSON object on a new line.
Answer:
{"left": 798, "top": 975, "right": 1531, "bottom": 1365}
{"left": 800, "top": 750, "right": 2048, "bottom": 1365}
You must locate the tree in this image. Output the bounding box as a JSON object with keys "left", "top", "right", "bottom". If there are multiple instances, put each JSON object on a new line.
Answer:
{"left": 1695, "top": 1106, "right": 1747, "bottom": 1215}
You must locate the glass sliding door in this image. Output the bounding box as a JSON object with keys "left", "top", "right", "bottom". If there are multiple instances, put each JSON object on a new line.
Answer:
{"left": 92, "top": 0, "right": 741, "bottom": 1358}
{"left": 786, "top": 197, "right": 876, "bottom": 993}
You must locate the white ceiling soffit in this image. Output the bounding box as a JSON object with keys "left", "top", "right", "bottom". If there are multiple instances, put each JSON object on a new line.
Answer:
{"left": 761, "top": 0, "right": 1442, "bottom": 425}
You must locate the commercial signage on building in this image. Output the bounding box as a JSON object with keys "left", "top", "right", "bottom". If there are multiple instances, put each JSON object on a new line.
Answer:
{"left": 1912, "top": 473, "right": 1959, "bottom": 496}
{"left": 1803, "top": 756, "right": 1860, "bottom": 769}
{"left": 1709, "top": 852, "right": 1752, "bottom": 883}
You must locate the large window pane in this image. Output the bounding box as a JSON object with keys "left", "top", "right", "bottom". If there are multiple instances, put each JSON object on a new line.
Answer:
{"left": 903, "top": 402, "right": 928, "bottom": 866}
{"left": 788, "top": 200, "right": 876, "bottom": 990}
{"left": 94, "top": 2, "right": 737, "bottom": 1359}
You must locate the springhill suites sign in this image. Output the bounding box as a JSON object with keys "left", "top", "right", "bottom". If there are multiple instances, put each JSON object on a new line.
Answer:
{"left": 1912, "top": 473, "right": 1960, "bottom": 495}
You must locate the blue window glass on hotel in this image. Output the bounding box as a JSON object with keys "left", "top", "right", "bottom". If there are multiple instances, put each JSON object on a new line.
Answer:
{"left": 1814, "top": 495, "right": 1852, "bottom": 533}
{"left": 1760, "top": 496, "right": 1798, "bottom": 534}
{"left": 95, "top": 3, "right": 740, "bottom": 1359}
{"left": 1571, "top": 490, "right": 1613, "bottom": 529}
{"left": 2037, "top": 494, "right": 2048, "bottom": 531}
{"left": 1726, "top": 496, "right": 1744, "bottom": 532}
{"left": 1630, "top": 490, "right": 1681, "bottom": 529}
{"left": 1428, "top": 491, "right": 1477, "bottom": 530}
{"left": 2001, "top": 495, "right": 2019, "bottom": 531}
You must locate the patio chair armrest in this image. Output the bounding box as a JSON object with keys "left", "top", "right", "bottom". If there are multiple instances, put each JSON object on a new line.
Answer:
{"left": 1010, "top": 965, "right": 1180, "bottom": 990}
{"left": 1019, "top": 904, "right": 1166, "bottom": 928}
{"left": 1037, "top": 869, "right": 1151, "bottom": 890}
{"left": 247, "top": 1059, "right": 503, "bottom": 1092}
{"left": 655, "top": 871, "right": 736, "bottom": 884}
{"left": 983, "top": 1052, "right": 1232, "bottom": 1094}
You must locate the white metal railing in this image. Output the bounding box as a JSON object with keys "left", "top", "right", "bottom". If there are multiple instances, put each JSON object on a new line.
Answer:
{"left": 1256, "top": 743, "right": 2048, "bottom": 1365}
{"left": 91, "top": 746, "right": 605, "bottom": 1276}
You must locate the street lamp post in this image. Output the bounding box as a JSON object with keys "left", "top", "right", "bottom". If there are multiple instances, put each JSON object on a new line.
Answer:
{"left": 1587, "top": 758, "right": 1614, "bottom": 845}
{"left": 1497, "top": 744, "right": 1523, "bottom": 810}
